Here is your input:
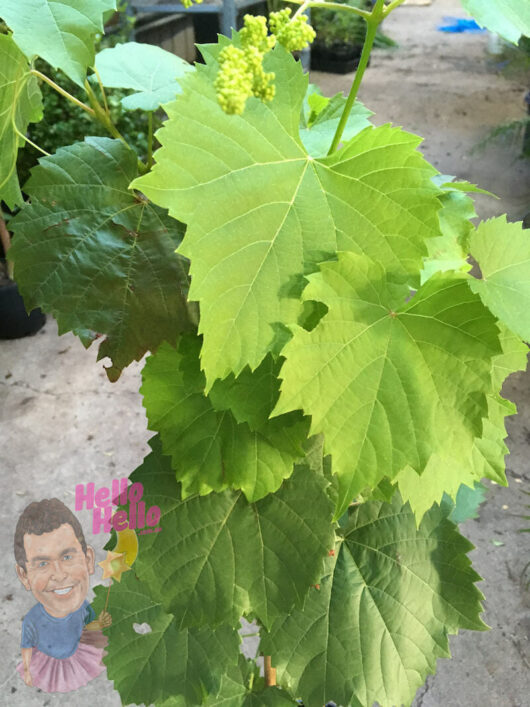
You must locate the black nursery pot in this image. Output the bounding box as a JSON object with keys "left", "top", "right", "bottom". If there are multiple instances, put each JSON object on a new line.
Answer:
{"left": 0, "top": 280, "right": 46, "bottom": 339}
{"left": 310, "top": 42, "right": 364, "bottom": 74}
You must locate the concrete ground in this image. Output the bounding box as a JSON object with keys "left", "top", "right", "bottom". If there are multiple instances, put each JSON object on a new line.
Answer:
{"left": 1, "top": 0, "right": 529, "bottom": 704}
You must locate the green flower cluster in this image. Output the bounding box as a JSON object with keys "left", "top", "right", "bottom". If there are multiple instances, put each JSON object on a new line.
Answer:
{"left": 269, "top": 8, "right": 316, "bottom": 52}
{"left": 182, "top": 0, "right": 203, "bottom": 8}
{"left": 215, "top": 11, "right": 315, "bottom": 115}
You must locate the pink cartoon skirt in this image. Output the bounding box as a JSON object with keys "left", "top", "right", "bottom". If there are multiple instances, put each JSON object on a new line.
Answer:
{"left": 16, "top": 630, "right": 108, "bottom": 693}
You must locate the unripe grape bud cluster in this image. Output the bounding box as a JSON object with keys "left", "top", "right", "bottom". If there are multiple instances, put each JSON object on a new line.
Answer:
{"left": 269, "top": 8, "right": 316, "bottom": 52}
{"left": 215, "top": 10, "right": 315, "bottom": 115}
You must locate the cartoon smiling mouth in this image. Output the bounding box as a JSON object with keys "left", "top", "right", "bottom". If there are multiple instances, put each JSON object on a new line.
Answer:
{"left": 51, "top": 586, "right": 74, "bottom": 595}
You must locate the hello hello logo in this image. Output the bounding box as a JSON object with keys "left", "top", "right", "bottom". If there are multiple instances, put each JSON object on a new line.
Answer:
{"left": 75, "top": 479, "right": 161, "bottom": 535}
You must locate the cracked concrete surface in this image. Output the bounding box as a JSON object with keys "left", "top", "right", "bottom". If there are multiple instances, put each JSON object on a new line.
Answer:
{"left": 1, "top": 0, "right": 529, "bottom": 704}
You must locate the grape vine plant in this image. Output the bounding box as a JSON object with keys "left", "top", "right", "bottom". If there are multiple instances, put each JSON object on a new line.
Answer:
{"left": 2, "top": 1, "right": 530, "bottom": 705}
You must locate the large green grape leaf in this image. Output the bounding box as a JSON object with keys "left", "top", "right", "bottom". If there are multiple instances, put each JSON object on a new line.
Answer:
{"left": 94, "top": 42, "right": 194, "bottom": 111}
{"left": 469, "top": 216, "right": 530, "bottom": 342}
{"left": 0, "top": 0, "right": 116, "bottom": 86}
{"left": 133, "top": 42, "right": 442, "bottom": 388}
{"left": 396, "top": 324, "right": 527, "bottom": 521}
{"left": 261, "top": 495, "right": 486, "bottom": 707}
{"left": 141, "top": 336, "right": 310, "bottom": 500}
{"left": 0, "top": 35, "right": 42, "bottom": 209}
{"left": 461, "top": 0, "right": 530, "bottom": 43}
{"left": 208, "top": 353, "right": 283, "bottom": 431}
{"left": 126, "top": 437, "right": 335, "bottom": 629}
{"left": 9, "top": 137, "right": 191, "bottom": 381}
{"left": 273, "top": 252, "right": 501, "bottom": 517}
{"left": 93, "top": 572, "right": 240, "bottom": 706}
{"left": 299, "top": 84, "right": 373, "bottom": 158}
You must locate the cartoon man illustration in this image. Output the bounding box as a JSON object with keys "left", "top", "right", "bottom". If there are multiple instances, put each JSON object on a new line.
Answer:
{"left": 14, "top": 497, "right": 111, "bottom": 692}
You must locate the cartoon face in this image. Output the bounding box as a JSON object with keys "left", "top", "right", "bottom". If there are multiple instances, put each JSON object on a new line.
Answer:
{"left": 16, "top": 523, "right": 95, "bottom": 618}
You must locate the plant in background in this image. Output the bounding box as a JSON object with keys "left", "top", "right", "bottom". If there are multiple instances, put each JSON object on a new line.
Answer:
{"left": 310, "top": 0, "right": 395, "bottom": 74}
{"left": 312, "top": 0, "right": 395, "bottom": 52}
{"left": 1, "top": 1, "right": 530, "bottom": 706}
{"left": 474, "top": 34, "right": 530, "bottom": 160}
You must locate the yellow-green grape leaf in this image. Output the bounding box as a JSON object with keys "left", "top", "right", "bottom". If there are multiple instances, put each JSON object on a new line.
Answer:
{"left": 397, "top": 324, "right": 527, "bottom": 522}
{"left": 133, "top": 41, "right": 442, "bottom": 389}
{"left": 273, "top": 252, "right": 501, "bottom": 518}
{"left": 141, "top": 336, "right": 310, "bottom": 501}
{"left": 0, "top": 0, "right": 116, "bottom": 86}
{"left": 94, "top": 41, "right": 194, "bottom": 111}
{"left": 420, "top": 176, "right": 477, "bottom": 284}
{"left": 0, "top": 34, "right": 42, "bottom": 209}
{"left": 124, "top": 437, "right": 335, "bottom": 629}
{"left": 9, "top": 138, "right": 191, "bottom": 380}
{"left": 93, "top": 572, "right": 240, "bottom": 706}
{"left": 461, "top": 0, "right": 530, "bottom": 43}
{"left": 261, "top": 495, "right": 487, "bottom": 707}
{"left": 469, "top": 216, "right": 530, "bottom": 341}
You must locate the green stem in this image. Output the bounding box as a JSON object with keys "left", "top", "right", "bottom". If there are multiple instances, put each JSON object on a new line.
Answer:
{"left": 84, "top": 79, "right": 131, "bottom": 148}
{"left": 147, "top": 111, "right": 154, "bottom": 169}
{"left": 93, "top": 66, "right": 110, "bottom": 114}
{"left": 327, "top": 0, "right": 385, "bottom": 154}
{"left": 289, "top": 0, "right": 371, "bottom": 20}
{"left": 31, "top": 69, "right": 95, "bottom": 117}
{"left": 383, "top": 0, "right": 407, "bottom": 17}
{"left": 84, "top": 80, "right": 147, "bottom": 173}
{"left": 293, "top": 0, "right": 310, "bottom": 19}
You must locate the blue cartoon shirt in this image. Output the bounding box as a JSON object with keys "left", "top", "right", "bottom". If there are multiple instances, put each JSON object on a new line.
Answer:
{"left": 20, "top": 600, "right": 95, "bottom": 659}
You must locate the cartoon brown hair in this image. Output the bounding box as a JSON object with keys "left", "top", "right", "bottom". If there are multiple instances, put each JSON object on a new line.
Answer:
{"left": 14, "top": 498, "right": 87, "bottom": 570}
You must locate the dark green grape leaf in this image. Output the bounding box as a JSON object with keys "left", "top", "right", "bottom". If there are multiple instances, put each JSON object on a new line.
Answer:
{"left": 9, "top": 137, "right": 191, "bottom": 380}
{"left": 93, "top": 572, "right": 240, "bottom": 706}
{"left": 261, "top": 495, "right": 486, "bottom": 707}
{"left": 157, "top": 656, "right": 295, "bottom": 707}
{"left": 126, "top": 437, "right": 335, "bottom": 630}
{"left": 0, "top": 34, "right": 42, "bottom": 208}
{"left": 209, "top": 355, "right": 283, "bottom": 431}
{"left": 0, "top": 0, "right": 116, "bottom": 86}
{"left": 141, "top": 336, "right": 309, "bottom": 501}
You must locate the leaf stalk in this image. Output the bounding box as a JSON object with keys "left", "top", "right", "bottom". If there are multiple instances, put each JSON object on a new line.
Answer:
{"left": 31, "top": 69, "right": 95, "bottom": 117}
{"left": 289, "top": 0, "right": 371, "bottom": 20}
{"left": 327, "top": 0, "right": 386, "bottom": 154}
{"left": 147, "top": 111, "right": 154, "bottom": 169}
{"left": 92, "top": 65, "right": 110, "bottom": 114}
{"left": 263, "top": 655, "right": 277, "bottom": 686}
{"left": 84, "top": 79, "right": 128, "bottom": 145}
{"left": 12, "top": 122, "right": 50, "bottom": 157}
